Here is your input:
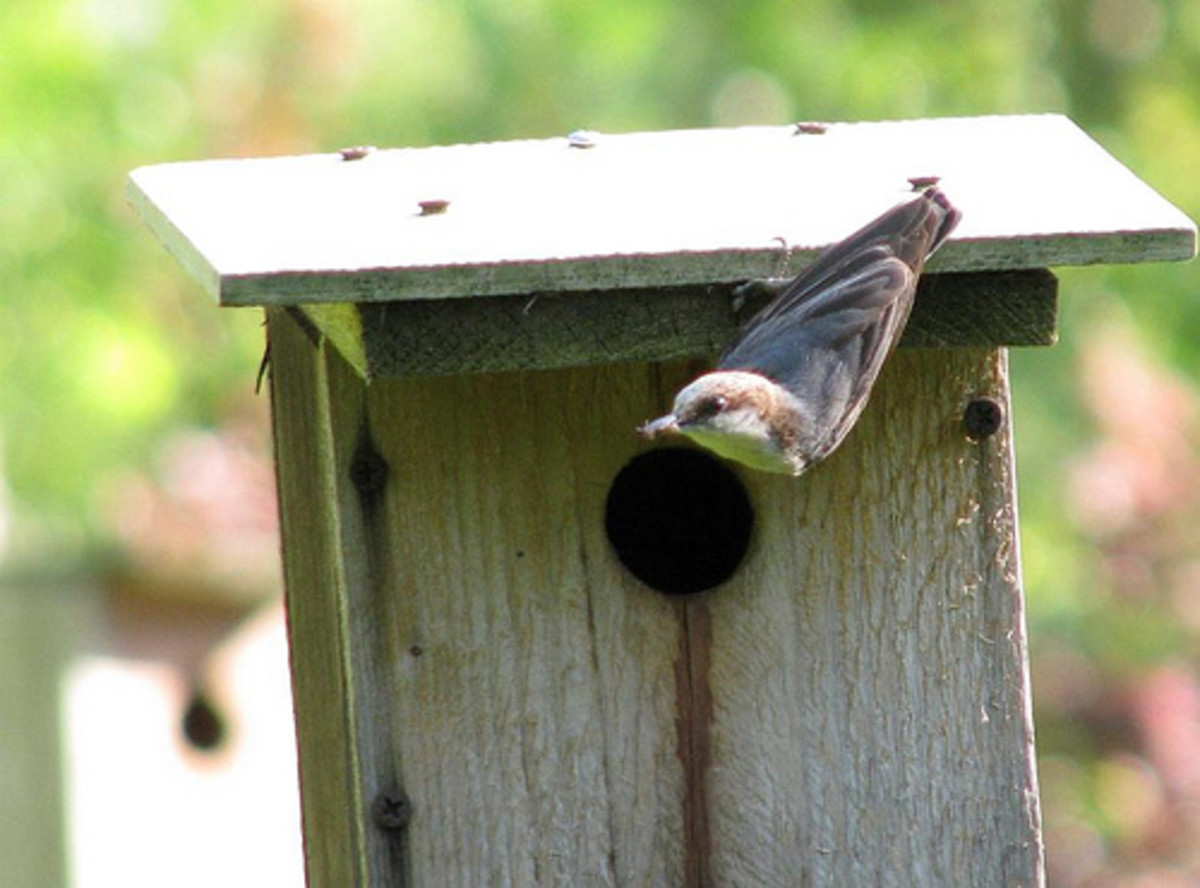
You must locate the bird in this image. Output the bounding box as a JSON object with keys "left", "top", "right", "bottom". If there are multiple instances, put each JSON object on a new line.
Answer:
{"left": 639, "top": 188, "right": 961, "bottom": 475}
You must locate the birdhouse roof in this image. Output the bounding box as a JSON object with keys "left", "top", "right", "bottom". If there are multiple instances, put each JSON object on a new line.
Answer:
{"left": 129, "top": 114, "right": 1195, "bottom": 378}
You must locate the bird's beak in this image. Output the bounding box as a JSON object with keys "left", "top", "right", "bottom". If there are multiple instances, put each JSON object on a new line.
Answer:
{"left": 638, "top": 413, "right": 680, "bottom": 439}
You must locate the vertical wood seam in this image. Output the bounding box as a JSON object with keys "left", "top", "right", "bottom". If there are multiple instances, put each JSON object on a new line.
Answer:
{"left": 349, "top": 420, "right": 413, "bottom": 886}
{"left": 676, "top": 599, "right": 715, "bottom": 887}
{"left": 318, "top": 337, "right": 411, "bottom": 886}
{"left": 577, "top": 535, "right": 623, "bottom": 884}
{"left": 313, "top": 338, "right": 374, "bottom": 884}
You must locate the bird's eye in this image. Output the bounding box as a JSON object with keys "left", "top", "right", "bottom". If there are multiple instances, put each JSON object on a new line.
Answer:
{"left": 693, "top": 395, "right": 726, "bottom": 420}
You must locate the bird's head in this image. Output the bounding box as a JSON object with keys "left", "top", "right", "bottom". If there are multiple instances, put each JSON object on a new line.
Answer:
{"left": 639, "top": 370, "right": 806, "bottom": 475}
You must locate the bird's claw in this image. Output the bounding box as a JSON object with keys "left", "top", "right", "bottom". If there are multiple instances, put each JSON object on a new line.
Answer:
{"left": 732, "top": 277, "right": 791, "bottom": 316}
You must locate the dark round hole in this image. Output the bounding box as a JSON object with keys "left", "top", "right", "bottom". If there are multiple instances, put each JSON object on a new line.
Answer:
{"left": 181, "top": 689, "right": 227, "bottom": 752}
{"left": 605, "top": 447, "right": 754, "bottom": 595}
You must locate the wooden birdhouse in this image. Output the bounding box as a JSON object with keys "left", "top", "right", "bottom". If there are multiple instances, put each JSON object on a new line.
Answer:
{"left": 129, "top": 115, "right": 1195, "bottom": 887}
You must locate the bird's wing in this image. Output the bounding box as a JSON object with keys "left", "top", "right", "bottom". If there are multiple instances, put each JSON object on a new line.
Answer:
{"left": 715, "top": 189, "right": 959, "bottom": 461}
{"left": 729, "top": 189, "right": 955, "bottom": 337}
{"left": 718, "top": 256, "right": 916, "bottom": 460}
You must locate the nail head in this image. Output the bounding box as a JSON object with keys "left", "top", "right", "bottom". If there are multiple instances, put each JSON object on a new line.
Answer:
{"left": 339, "top": 145, "right": 376, "bottom": 161}
{"left": 350, "top": 450, "right": 389, "bottom": 494}
{"left": 418, "top": 199, "right": 450, "bottom": 216}
{"left": 567, "top": 129, "right": 599, "bottom": 148}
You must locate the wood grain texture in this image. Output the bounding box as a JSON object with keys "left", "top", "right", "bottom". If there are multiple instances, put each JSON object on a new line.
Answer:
{"left": 365, "top": 354, "right": 694, "bottom": 887}
{"left": 268, "top": 308, "right": 405, "bottom": 886}
{"left": 128, "top": 115, "right": 1195, "bottom": 308}
{"left": 300, "top": 270, "right": 1057, "bottom": 380}
{"left": 706, "top": 346, "right": 1041, "bottom": 886}
{"left": 269, "top": 305, "right": 1043, "bottom": 886}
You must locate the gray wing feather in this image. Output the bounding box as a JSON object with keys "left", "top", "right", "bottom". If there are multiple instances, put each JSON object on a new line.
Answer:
{"left": 717, "top": 189, "right": 959, "bottom": 461}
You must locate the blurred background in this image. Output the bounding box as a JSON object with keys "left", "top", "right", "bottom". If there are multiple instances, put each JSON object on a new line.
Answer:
{"left": 1, "top": 0, "right": 1197, "bottom": 885}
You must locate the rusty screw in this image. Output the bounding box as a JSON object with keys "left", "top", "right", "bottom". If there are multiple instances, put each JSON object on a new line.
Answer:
{"left": 339, "top": 145, "right": 376, "bottom": 161}
{"left": 962, "top": 397, "right": 1004, "bottom": 441}
{"left": 418, "top": 199, "right": 450, "bottom": 216}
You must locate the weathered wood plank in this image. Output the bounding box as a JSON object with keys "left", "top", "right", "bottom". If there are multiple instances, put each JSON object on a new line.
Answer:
{"left": 270, "top": 302, "right": 1042, "bottom": 884}
{"left": 271, "top": 307, "right": 699, "bottom": 885}
{"left": 901, "top": 270, "right": 1058, "bottom": 348}
{"left": 706, "top": 347, "right": 1041, "bottom": 886}
{"left": 365, "top": 359, "right": 694, "bottom": 886}
{"left": 128, "top": 115, "right": 1195, "bottom": 308}
{"left": 268, "top": 308, "right": 402, "bottom": 886}
{"left": 301, "top": 269, "right": 1057, "bottom": 379}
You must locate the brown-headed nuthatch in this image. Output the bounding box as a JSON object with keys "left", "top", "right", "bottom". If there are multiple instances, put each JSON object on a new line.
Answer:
{"left": 640, "top": 189, "right": 961, "bottom": 475}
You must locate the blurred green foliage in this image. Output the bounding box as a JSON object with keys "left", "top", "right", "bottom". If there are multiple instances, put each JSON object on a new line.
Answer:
{"left": 3, "top": 0, "right": 1199, "bottom": 882}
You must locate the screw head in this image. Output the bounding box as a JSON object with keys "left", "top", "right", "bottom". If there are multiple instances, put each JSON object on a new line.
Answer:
{"left": 418, "top": 199, "right": 450, "bottom": 216}
{"left": 962, "top": 397, "right": 1004, "bottom": 441}
{"left": 350, "top": 450, "right": 389, "bottom": 494}
{"left": 372, "top": 790, "right": 413, "bottom": 831}
{"left": 567, "top": 129, "right": 599, "bottom": 148}
{"left": 339, "top": 145, "right": 376, "bottom": 161}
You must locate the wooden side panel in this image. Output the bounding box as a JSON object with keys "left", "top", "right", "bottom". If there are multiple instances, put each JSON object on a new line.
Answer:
{"left": 272, "top": 304, "right": 1041, "bottom": 886}
{"left": 364, "top": 360, "right": 694, "bottom": 886}
{"left": 272, "top": 306, "right": 697, "bottom": 885}
{"left": 269, "top": 308, "right": 398, "bottom": 886}
{"left": 705, "top": 347, "right": 1042, "bottom": 886}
